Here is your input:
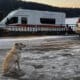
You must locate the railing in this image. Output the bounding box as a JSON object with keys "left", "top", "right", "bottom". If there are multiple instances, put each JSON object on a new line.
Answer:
{"left": 0, "top": 25, "right": 76, "bottom": 37}
{"left": 65, "top": 24, "right": 77, "bottom": 31}
{"left": 0, "top": 24, "right": 76, "bottom": 35}
{"left": 0, "top": 24, "right": 66, "bottom": 32}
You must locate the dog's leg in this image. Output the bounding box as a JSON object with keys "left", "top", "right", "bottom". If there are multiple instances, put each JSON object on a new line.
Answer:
{"left": 16, "top": 60, "right": 20, "bottom": 71}
{"left": 3, "top": 63, "right": 17, "bottom": 76}
{"left": 15, "top": 53, "right": 21, "bottom": 71}
{"left": 16, "top": 54, "right": 21, "bottom": 71}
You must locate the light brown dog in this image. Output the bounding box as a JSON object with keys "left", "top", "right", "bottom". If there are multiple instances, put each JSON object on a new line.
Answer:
{"left": 2, "top": 42, "right": 26, "bottom": 76}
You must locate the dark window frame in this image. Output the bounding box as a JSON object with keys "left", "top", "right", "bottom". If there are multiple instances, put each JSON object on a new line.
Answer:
{"left": 6, "top": 17, "right": 18, "bottom": 24}
{"left": 40, "top": 18, "right": 56, "bottom": 24}
{"left": 21, "top": 17, "right": 27, "bottom": 24}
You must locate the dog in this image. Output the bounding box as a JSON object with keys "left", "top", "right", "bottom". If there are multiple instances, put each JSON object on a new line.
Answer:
{"left": 2, "top": 42, "right": 26, "bottom": 76}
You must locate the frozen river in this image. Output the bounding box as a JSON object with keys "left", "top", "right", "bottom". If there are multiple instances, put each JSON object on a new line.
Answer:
{"left": 0, "top": 35, "right": 80, "bottom": 80}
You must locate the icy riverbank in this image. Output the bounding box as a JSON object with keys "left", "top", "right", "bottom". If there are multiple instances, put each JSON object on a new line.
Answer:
{"left": 0, "top": 36, "right": 80, "bottom": 80}
{"left": 0, "top": 36, "right": 78, "bottom": 49}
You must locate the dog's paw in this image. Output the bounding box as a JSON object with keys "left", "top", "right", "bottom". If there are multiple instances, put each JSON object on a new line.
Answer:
{"left": 2, "top": 70, "right": 25, "bottom": 78}
{"left": 12, "top": 69, "right": 26, "bottom": 78}
{"left": 2, "top": 73, "right": 14, "bottom": 77}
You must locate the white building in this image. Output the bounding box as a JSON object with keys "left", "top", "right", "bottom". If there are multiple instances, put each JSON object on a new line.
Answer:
{"left": 65, "top": 17, "right": 79, "bottom": 31}
{"left": 0, "top": 9, "right": 66, "bottom": 35}
{"left": 1, "top": 9, "right": 65, "bottom": 26}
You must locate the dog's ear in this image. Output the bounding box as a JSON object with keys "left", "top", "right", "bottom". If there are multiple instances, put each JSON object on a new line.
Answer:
{"left": 15, "top": 43, "right": 18, "bottom": 46}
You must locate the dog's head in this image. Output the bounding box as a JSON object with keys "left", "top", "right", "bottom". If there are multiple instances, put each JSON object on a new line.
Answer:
{"left": 14, "top": 42, "right": 26, "bottom": 50}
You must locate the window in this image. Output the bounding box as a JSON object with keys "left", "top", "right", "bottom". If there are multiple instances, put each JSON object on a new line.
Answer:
{"left": 21, "top": 17, "right": 27, "bottom": 24}
{"left": 6, "top": 17, "right": 18, "bottom": 24}
{"left": 40, "top": 18, "right": 55, "bottom": 24}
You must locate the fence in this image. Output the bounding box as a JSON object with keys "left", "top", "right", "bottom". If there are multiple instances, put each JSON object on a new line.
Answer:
{"left": 0, "top": 24, "right": 76, "bottom": 36}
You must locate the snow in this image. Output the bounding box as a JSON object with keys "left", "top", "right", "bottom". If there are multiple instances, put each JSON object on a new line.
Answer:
{"left": 0, "top": 35, "right": 80, "bottom": 80}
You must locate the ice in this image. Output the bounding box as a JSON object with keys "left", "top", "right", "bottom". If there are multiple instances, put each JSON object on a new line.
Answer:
{"left": 0, "top": 36, "right": 80, "bottom": 80}
{"left": 0, "top": 35, "right": 78, "bottom": 49}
